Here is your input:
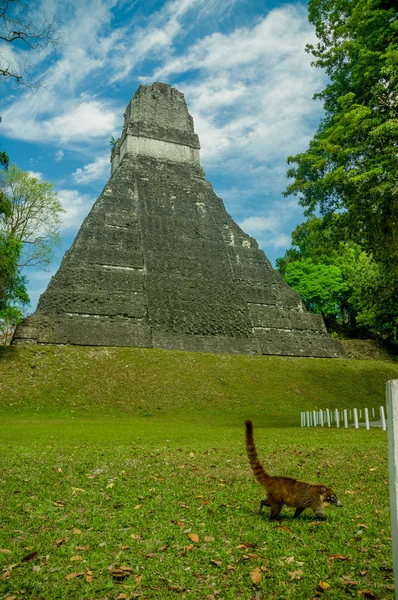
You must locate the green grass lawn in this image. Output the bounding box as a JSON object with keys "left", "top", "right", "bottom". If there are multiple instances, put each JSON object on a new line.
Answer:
{"left": 1, "top": 346, "right": 397, "bottom": 599}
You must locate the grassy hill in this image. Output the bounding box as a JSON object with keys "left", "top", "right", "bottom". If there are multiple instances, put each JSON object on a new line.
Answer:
{"left": 1, "top": 345, "right": 397, "bottom": 598}
{"left": 1, "top": 344, "right": 397, "bottom": 427}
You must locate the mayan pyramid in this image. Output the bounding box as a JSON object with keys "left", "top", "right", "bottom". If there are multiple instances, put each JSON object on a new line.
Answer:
{"left": 13, "top": 82, "right": 344, "bottom": 357}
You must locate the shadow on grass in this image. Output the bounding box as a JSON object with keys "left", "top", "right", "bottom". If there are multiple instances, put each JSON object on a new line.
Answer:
{"left": 0, "top": 345, "right": 19, "bottom": 362}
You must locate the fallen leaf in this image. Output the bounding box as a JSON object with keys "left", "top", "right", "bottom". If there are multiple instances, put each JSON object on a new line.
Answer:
{"left": 56, "top": 538, "right": 66, "bottom": 546}
{"left": 135, "top": 574, "right": 143, "bottom": 583}
{"left": 121, "top": 545, "right": 130, "bottom": 550}
{"left": 319, "top": 581, "right": 330, "bottom": 590}
{"left": 210, "top": 559, "right": 222, "bottom": 566}
{"left": 72, "top": 528, "right": 81, "bottom": 535}
{"left": 85, "top": 569, "right": 93, "bottom": 583}
{"left": 251, "top": 567, "right": 263, "bottom": 584}
{"left": 0, "top": 549, "right": 11, "bottom": 554}
{"left": 236, "top": 542, "right": 257, "bottom": 549}
{"left": 369, "top": 467, "right": 378, "bottom": 472}
{"left": 358, "top": 591, "right": 377, "bottom": 599}
{"left": 330, "top": 554, "right": 349, "bottom": 560}
{"left": 116, "top": 594, "right": 127, "bottom": 600}
{"left": 341, "top": 575, "right": 358, "bottom": 586}
{"left": 21, "top": 551, "right": 38, "bottom": 562}
{"left": 188, "top": 533, "right": 199, "bottom": 543}
{"left": 248, "top": 553, "right": 260, "bottom": 559}
{"left": 70, "top": 555, "right": 82, "bottom": 562}
{"left": 289, "top": 569, "right": 303, "bottom": 580}
{"left": 112, "top": 566, "right": 134, "bottom": 579}
{"left": 106, "top": 482, "right": 114, "bottom": 489}
{"left": 159, "top": 544, "right": 169, "bottom": 552}
{"left": 65, "top": 571, "right": 85, "bottom": 581}
{"left": 357, "top": 524, "right": 369, "bottom": 529}
{"left": 76, "top": 545, "right": 88, "bottom": 551}
{"left": 6, "top": 596, "right": 17, "bottom": 600}
{"left": 273, "top": 526, "right": 293, "bottom": 535}
{"left": 133, "top": 504, "right": 142, "bottom": 510}
{"left": 145, "top": 553, "right": 157, "bottom": 558}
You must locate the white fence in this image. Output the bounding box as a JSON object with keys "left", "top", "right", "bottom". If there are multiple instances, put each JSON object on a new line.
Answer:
{"left": 300, "top": 406, "right": 386, "bottom": 430}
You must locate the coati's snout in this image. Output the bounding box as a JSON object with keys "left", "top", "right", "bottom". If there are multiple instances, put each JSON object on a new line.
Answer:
{"left": 322, "top": 488, "right": 343, "bottom": 507}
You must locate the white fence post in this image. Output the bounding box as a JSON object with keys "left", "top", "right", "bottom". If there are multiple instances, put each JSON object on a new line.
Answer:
{"left": 343, "top": 409, "right": 348, "bottom": 429}
{"left": 326, "top": 408, "right": 331, "bottom": 427}
{"left": 319, "top": 410, "right": 324, "bottom": 426}
{"left": 353, "top": 408, "right": 359, "bottom": 429}
{"left": 386, "top": 380, "right": 398, "bottom": 600}
{"left": 335, "top": 409, "right": 339, "bottom": 428}
{"left": 365, "top": 408, "right": 369, "bottom": 430}
{"left": 313, "top": 410, "right": 317, "bottom": 427}
{"left": 381, "top": 406, "right": 387, "bottom": 431}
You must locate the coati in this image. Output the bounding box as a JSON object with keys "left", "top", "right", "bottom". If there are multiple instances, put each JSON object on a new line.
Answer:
{"left": 245, "top": 420, "right": 343, "bottom": 520}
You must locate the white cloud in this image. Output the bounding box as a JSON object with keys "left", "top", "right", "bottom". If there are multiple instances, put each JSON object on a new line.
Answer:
{"left": 27, "top": 171, "right": 43, "bottom": 181}
{"left": 58, "top": 189, "right": 94, "bottom": 230}
{"left": 3, "top": 99, "right": 118, "bottom": 143}
{"left": 55, "top": 150, "right": 64, "bottom": 161}
{"left": 149, "top": 4, "right": 326, "bottom": 171}
{"left": 239, "top": 215, "right": 281, "bottom": 234}
{"left": 72, "top": 155, "right": 109, "bottom": 184}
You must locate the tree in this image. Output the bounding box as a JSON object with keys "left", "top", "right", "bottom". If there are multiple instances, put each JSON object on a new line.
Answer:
{"left": 277, "top": 216, "right": 382, "bottom": 336}
{"left": 0, "top": 233, "right": 28, "bottom": 344}
{"left": 0, "top": 164, "right": 65, "bottom": 269}
{"left": 284, "top": 258, "right": 348, "bottom": 324}
{"left": 284, "top": 0, "right": 398, "bottom": 343}
{"left": 0, "top": 0, "right": 62, "bottom": 87}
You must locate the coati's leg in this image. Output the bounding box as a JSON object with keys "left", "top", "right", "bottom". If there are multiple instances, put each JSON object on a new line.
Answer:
{"left": 259, "top": 498, "right": 271, "bottom": 514}
{"left": 293, "top": 507, "right": 305, "bottom": 519}
{"left": 312, "top": 503, "right": 326, "bottom": 521}
{"left": 269, "top": 502, "right": 283, "bottom": 520}
{"left": 314, "top": 510, "right": 326, "bottom": 521}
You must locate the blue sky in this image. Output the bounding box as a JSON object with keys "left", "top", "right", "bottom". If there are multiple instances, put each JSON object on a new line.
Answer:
{"left": 0, "top": 0, "right": 326, "bottom": 313}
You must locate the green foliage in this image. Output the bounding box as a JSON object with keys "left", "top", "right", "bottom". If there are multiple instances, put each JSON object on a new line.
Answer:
{"left": 0, "top": 164, "right": 65, "bottom": 269}
{"left": 0, "top": 164, "right": 62, "bottom": 342}
{"left": 0, "top": 234, "right": 29, "bottom": 343}
{"left": 277, "top": 216, "right": 386, "bottom": 336}
{"left": 284, "top": 0, "right": 398, "bottom": 343}
{"left": 284, "top": 258, "right": 348, "bottom": 318}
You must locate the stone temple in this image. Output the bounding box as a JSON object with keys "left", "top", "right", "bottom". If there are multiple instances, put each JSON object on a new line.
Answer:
{"left": 13, "top": 83, "right": 344, "bottom": 357}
